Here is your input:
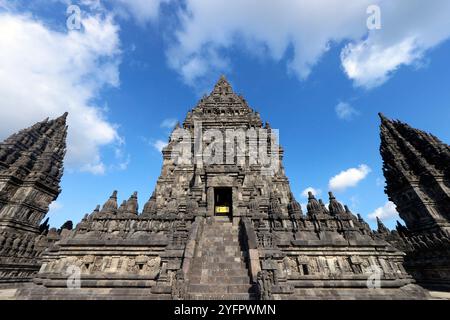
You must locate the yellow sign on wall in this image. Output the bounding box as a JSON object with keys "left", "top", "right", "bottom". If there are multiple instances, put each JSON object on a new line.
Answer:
{"left": 215, "top": 206, "right": 230, "bottom": 214}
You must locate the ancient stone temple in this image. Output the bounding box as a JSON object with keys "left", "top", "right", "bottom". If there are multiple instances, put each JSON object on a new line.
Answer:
{"left": 0, "top": 114, "right": 67, "bottom": 284}
{"left": 16, "top": 77, "right": 428, "bottom": 300}
{"left": 377, "top": 114, "right": 450, "bottom": 290}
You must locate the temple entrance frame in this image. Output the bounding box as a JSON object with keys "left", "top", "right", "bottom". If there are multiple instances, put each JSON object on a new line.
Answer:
{"left": 206, "top": 175, "right": 240, "bottom": 225}
{"left": 214, "top": 187, "right": 232, "bottom": 219}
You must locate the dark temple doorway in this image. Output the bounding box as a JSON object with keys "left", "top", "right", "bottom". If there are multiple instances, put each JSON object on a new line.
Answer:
{"left": 214, "top": 187, "right": 232, "bottom": 217}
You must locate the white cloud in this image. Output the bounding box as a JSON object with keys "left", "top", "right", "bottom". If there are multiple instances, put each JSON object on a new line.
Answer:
{"left": 112, "top": 0, "right": 169, "bottom": 25}
{"left": 0, "top": 12, "right": 122, "bottom": 174}
{"left": 368, "top": 201, "right": 399, "bottom": 220}
{"left": 166, "top": 0, "right": 450, "bottom": 89}
{"left": 0, "top": 0, "right": 15, "bottom": 10}
{"left": 329, "top": 164, "right": 371, "bottom": 192}
{"left": 81, "top": 162, "right": 107, "bottom": 175}
{"left": 167, "top": 0, "right": 372, "bottom": 87}
{"left": 153, "top": 139, "right": 168, "bottom": 152}
{"left": 49, "top": 201, "right": 63, "bottom": 211}
{"left": 335, "top": 102, "right": 359, "bottom": 120}
{"left": 160, "top": 118, "right": 178, "bottom": 129}
{"left": 341, "top": 0, "right": 450, "bottom": 88}
{"left": 341, "top": 37, "right": 421, "bottom": 89}
{"left": 301, "top": 187, "right": 321, "bottom": 198}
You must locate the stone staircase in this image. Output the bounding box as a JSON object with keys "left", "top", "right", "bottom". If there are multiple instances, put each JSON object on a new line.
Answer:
{"left": 187, "top": 217, "right": 257, "bottom": 300}
{"left": 0, "top": 289, "right": 17, "bottom": 300}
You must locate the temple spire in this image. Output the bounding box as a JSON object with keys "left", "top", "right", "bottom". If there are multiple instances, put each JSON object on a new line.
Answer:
{"left": 211, "top": 75, "right": 234, "bottom": 95}
{"left": 328, "top": 192, "right": 345, "bottom": 215}
{"left": 101, "top": 190, "right": 118, "bottom": 212}
{"left": 378, "top": 112, "right": 389, "bottom": 123}
{"left": 306, "top": 191, "right": 321, "bottom": 215}
{"left": 376, "top": 217, "right": 390, "bottom": 234}
{"left": 379, "top": 113, "right": 450, "bottom": 235}
{"left": 125, "top": 191, "right": 139, "bottom": 215}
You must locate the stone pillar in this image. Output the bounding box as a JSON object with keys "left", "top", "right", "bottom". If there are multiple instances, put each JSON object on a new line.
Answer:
{"left": 232, "top": 186, "right": 239, "bottom": 225}
{"left": 207, "top": 187, "right": 214, "bottom": 217}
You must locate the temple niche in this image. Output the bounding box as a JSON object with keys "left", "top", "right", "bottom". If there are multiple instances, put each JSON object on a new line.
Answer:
{"left": 7, "top": 76, "right": 431, "bottom": 299}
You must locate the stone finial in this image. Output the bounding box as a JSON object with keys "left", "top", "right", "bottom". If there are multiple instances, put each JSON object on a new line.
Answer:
{"left": 287, "top": 193, "right": 302, "bottom": 216}
{"left": 89, "top": 205, "right": 101, "bottom": 219}
{"left": 212, "top": 75, "right": 234, "bottom": 95}
{"left": 58, "top": 220, "right": 73, "bottom": 234}
{"left": 125, "top": 191, "right": 139, "bottom": 215}
{"left": 307, "top": 191, "right": 321, "bottom": 214}
{"left": 328, "top": 191, "right": 345, "bottom": 215}
{"left": 395, "top": 220, "right": 410, "bottom": 237}
{"left": 319, "top": 199, "right": 329, "bottom": 214}
{"left": 378, "top": 112, "right": 389, "bottom": 123}
{"left": 118, "top": 200, "right": 127, "bottom": 213}
{"left": 356, "top": 214, "right": 368, "bottom": 225}
{"left": 39, "top": 217, "right": 50, "bottom": 235}
{"left": 56, "top": 112, "right": 69, "bottom": 124}
{"left": 101, "top": 190, "right": 118, "bottom": 212}
{"left": 376, "top": 216, "right": 390, "bottom": 234}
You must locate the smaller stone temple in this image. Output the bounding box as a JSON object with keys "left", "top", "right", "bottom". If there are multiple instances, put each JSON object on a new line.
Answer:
{"left": 13, "top": 77, "right": 427, "bottom": 300}
{"left": 377, "top": 114, "right": 450, "bottom": 290}
{"left": 0, "top": 114, "right": 67, "bottom": 284}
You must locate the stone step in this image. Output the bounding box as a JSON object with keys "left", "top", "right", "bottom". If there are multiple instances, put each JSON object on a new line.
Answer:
{"left": 193, "top": 256, "right": 247, "bottom": 263}
{"left": 195, "top": 244, "right": 243, "bottom": 249}
{"left": 201, "top": 239, "right": 238, "bottom": 242}
{"left": 191, "top": 265, "right": 248, "bottom": 276}
{"left": 199, "top": 242, "right": 240, "bottom": 247}
{"left": 196, "top": 252, "right": 244, "bottom": 258}
{"left": 197, "top": 249, "right": 244, "bottom": 256}
{"left": 0, "top": 289, "right": 17, "bottom": 300}
{"left": 189, "top": 275, "right": 251, "bottom": 285}
{"left": 200, "top": 236, "right": 239, "bottom": 240}
{"left": 202, "top": 235, "right": 238, "bottom": 239}
{"left": 193, "top": 254, "right": 245, "bottom": 260}
{"left": 212, "top": 216, "right": 232, "bottom": 222}
{"left": 205, "top": 222, "right": 234, "bottom": 226}
{"left": 200, "top": 239, "right": 239, "bottom": 243}
{"left": 204, "top": 227, "right": 238, "bottom": 230}
{"left": 189, "top": 268, "right": 249, "bottom": 278}
{"left": 194, "top": 255, "right": 245, "bottom": 261}
{"left": 188, "top": 293, "right": 257, "bottom": 300}
{"left": 192, "top": 258, "right": 247, "bottom": 270}
{"left": 201, "top": 234, "right": 239, "bottom": 238}
{"left": 193, "top": 250, "right": 244, "bottom": 256}
{"left": 198, "top": 245, "right": 243, "bottom": 250}
{"left": 189, "top": 267, "right": 248, "bottom": 274}
{"left": 188, "top": 284, "right": 255, "bottom": 294}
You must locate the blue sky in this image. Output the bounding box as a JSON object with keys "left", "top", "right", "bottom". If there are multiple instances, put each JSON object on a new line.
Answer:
{"left": 1, "top": 1, "right": 449, "bottom": 229}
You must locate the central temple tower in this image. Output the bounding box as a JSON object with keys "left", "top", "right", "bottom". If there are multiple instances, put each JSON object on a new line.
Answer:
{"left": 150, "top": 75, "right": 295, "bottom": 224}
{"left": 21, "top": 77, "right": 428, "bottom": 300}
